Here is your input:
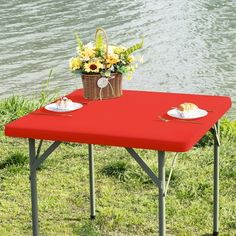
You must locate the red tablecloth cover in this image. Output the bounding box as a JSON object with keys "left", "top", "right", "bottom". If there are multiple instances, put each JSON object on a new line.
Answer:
{"left": 4, "top": 90, "right": 231, "bottom": 152}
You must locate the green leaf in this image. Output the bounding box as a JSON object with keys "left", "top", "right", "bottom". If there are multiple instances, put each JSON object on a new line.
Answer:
{"left": 104, "top": 70, "right": 111, "bottom": 77}
{"left": 74, "top": 33, "right": 84, "bottom": 51}
{"left": 123, "top": 38, "right": 143, "bottom": 56}
{"left": 96, "top": 33, "right": 103, "bottom": 51}
{"left": 116, "top": 65, "right": 128, "bottom": 74}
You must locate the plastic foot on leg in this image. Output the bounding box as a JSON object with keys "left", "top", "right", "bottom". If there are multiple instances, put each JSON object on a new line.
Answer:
{"left": 90, "top": 215, "right": 96, "bottom": 220}
{"left": 213, "top": 232, "right": 219, "bottom": 236}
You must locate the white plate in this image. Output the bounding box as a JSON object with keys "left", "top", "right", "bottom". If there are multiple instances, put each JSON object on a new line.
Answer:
{"left": 167, "top": 108, "right": 208, "bottom": 119}
{"left": 45, "top": 102, "right": 83, "bottom": 112}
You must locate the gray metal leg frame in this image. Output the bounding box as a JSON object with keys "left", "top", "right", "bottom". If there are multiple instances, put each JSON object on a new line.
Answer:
{"left": 88, "top": 144, "right": 96, "bottom": 219}
{"left": 126, "top": 148, "right": 169, "bottom": 236}
{"left": 212, "top": 122, "right": 220, "bottom": 235}
{"left": 29, "top": 139, "right": 39, "bottom": 236}
{"left": 28, "top": 139, "right": 61, "bottom": 236}
{"left": 158, "top": 151, "right": 166, "bottom": 236}
{"left": 27, "top": 120, "right": 220, "bottom": 236}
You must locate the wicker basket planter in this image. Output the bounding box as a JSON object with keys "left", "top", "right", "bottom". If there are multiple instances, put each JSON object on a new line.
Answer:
{"left": 81, "top": 73, "right": 122, "bottom": 100}
{"left": 69, "top": 27, "right": 143, "bottom": 100}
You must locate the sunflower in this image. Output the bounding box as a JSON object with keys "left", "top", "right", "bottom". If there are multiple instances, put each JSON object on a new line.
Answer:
{"left": 84, "top": 61, "right": 103, "bottom": 73}
{"left": 69, "top": 57, "right": 82, "bottom": 70}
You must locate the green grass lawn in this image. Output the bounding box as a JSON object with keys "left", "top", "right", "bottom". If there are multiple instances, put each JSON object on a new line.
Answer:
{"left": 0, "top": 96, "right": 236, "bottom": 236}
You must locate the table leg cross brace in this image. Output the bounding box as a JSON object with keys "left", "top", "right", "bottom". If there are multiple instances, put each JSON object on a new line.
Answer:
{"left": 31, "top": 140, "right": 61, "bottom": 171}
{"left": 125, "top": 148, "right": 161, "bottom": 188}
{"left": 164, "top": 153, "right": 178, "bottom": 197}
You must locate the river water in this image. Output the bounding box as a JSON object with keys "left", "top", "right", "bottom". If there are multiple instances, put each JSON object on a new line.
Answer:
{"left": 0, "top": 0, "right": 235, "bottom": 117}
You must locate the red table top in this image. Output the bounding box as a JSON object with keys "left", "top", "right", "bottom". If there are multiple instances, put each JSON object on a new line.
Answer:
{"left": 4, "top": 89, "right": 231, "bottom": 152}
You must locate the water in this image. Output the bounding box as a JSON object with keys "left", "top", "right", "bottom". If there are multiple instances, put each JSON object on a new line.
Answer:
{"left": 0, "top": 0, "right": 235, "bottom": 117}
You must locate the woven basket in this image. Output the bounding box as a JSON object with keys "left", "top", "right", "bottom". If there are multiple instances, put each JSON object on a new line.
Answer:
{"left": 82, "top": 73, "right": 122, "bottom": 100}
{"left": 81, "top": 28, "right": 123, "bottom": 100}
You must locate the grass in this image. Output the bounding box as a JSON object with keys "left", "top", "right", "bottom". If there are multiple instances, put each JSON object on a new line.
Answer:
{"left": 0, "top": 96, "right": 236, "bottom": 235}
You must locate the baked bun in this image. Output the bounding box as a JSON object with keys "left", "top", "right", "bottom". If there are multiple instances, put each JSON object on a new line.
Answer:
{"left": 177, "top": 103, "right": 198, "bottom": 112}
{"left": 56, "top": 97, "right": 72, "bottom": 109}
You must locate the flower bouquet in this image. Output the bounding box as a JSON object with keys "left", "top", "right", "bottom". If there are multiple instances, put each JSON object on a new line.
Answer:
{"left": 69, "top": 27, "right": 143, "bottom": 100}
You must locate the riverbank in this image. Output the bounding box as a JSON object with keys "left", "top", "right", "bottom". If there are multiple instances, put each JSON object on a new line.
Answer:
{"left": 0, "top": 96, "right": 235, "bottom": 235}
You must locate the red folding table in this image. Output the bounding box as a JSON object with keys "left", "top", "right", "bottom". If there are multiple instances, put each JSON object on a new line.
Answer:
{"left": 4, "top": 89, "right": 231, "bottom": 236}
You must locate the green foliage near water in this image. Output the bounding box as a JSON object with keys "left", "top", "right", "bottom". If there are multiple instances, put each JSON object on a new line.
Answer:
{"left": 0, "top": 96, "right": 235, "bottom": 235}
{"left": 197, "top": 118, "right": 236, "bottom": 147}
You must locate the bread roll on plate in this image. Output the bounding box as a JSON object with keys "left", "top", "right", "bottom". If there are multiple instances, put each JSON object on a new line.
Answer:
{"left": 177, "top": 103, "right": 198, "bottom": 112}
{"left": 176, "top": 103, "right": 199, "bottom": 118}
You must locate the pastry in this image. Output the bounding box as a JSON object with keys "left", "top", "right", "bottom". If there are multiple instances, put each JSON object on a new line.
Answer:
{"left": 176, "top": 102, "right": 199, "bottom": 118}
{"left": 56, "top": 97, "right": 73, "bottom": 109}
{"left": 177, "top": 103, "right": 198, "bottom": 112}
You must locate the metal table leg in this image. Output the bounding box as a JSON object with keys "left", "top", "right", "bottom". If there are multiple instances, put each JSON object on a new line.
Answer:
{"left": 158, "top": 151, "right": 166, "bottom": 236}
{"left": 29, "top": 139, "right": 39, "bottom": 236}
{"left": 125, "top": 148, "right": 170, "bottom": 236}
{"left": 28, "top": 139, "right": 61, "bottom": 236}
{"left": 88, "top": 144, "right": 96, "bottom": 219}
{"left": 213, "top": 122, "right": 220, "bottom": 235}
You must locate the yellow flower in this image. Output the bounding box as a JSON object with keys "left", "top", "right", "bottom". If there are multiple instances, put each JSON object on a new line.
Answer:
{"left": 127, "top": 55, "right": 135, "bottom": 63}
{"left": 106, "top": 53, "right": 120, "bottom": 68}
{"left": 113, "top": 46, "right": 126, "bottom": 54}
{"left": 84, "top": 61, "right": 103, "bottom": 73}
{"left": 80, "top": 47, "right": 95, "bottom": 61}
{"left": 69, "top": 57, "right": 82, "bottom": 70}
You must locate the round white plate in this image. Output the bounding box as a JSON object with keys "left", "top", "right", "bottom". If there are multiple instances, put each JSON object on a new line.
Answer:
{"left": 167, "top": 108, "right": 208, "bottom": 119}
{"left": 45, "top": 102, "right": 83, "bottom": 112}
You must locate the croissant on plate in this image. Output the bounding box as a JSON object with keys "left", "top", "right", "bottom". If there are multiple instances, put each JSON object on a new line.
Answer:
{"left": 177, "top": 103, "right": 198, "bottom": 112}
